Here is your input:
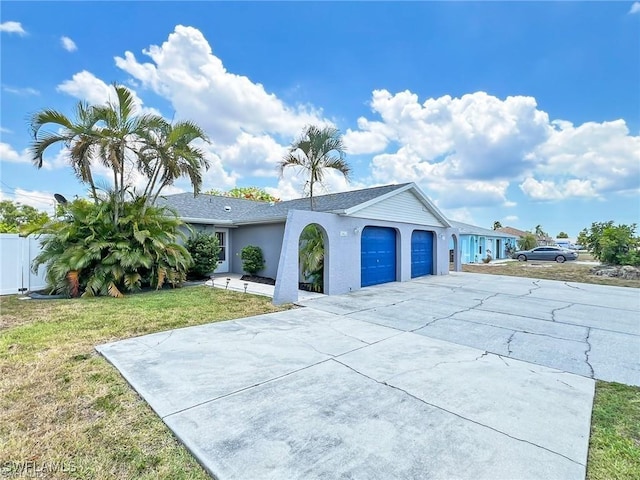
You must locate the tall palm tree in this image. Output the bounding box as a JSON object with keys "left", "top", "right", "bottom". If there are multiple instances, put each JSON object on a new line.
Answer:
{"left": 137, "top": 119, "right": 210, "bottom": 206}
{"left": 93, "top": 84, "right": 165, "bottom": 222}
{"left": 29, "top": 101, "right": 102, "bottom": 201}
{"left": 280, "top": 125, "right": 350, "bottom": 209}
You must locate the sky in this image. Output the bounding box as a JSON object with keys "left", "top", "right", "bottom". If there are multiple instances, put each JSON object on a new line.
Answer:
{"left": 1, "top": 1, "right": 639, "bottom": 238}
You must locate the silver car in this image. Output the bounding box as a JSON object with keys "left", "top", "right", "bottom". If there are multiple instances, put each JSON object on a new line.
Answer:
{"left": 512, "top": 246, "right": 579, "bottom": 263}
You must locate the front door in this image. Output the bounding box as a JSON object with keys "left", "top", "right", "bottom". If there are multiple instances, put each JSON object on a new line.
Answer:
{"left": 214, "top": 229, "right": 229, "bottom": 273}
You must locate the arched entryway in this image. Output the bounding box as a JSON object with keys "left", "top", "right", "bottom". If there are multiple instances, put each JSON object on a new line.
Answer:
{"left": 449, "top": 233, "right": 459, "bottom": 271}
{"left": 298, "top": 223, "right": 328, "bottom": 293}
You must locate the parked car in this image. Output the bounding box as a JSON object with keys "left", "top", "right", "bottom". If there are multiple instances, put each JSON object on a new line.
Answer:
{"left": 512, "top": 246, "right": 579, "bottom": 263}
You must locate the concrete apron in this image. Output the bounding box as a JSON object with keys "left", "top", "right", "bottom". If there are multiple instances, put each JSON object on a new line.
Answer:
{"left": 97, "top": 273, "right": 639, "bottom": 479}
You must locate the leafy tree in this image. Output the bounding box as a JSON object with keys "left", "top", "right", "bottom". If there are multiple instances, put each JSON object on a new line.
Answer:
{"left": 205, "top": 186, "right": 279, "bottom": 203}
{"left": 185, "top": 232, "right": 221, "bottom": 278}
{"left": 557, "top": 232, "right": 569, "bottom": 238}
{"left": 32, "top": 196, "right": 191, "bottom": 297}
{"left": 240, "top": 245, "right": 265, "bottom": 275}
{"left": 493, "top": 221, "right": 503, "bottom": 230}
{"left": 280, "top": 125, "right": 350, "bottom": 209}
{"left": 578, "top": 222, "right": 640, "bottom": 266}
{"left": 299, "top": 224, "right": 324, "bottom": 292}
{"left": 517, "top": 233, "right": 537, "bottom": 251}
{"left": 0, "top": 200, "right": 49, "bottom": 233}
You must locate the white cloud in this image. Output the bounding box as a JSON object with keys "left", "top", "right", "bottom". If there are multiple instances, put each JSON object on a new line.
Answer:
{"left": 503, "top": 215, "right": 519, "bottom": 222}
{"left": 217, "top": 133, "right": 286, "bottom": 178}
{"left": 0, "top": 188, "right": 55, "bottom": 214}
{"left": 61, "top": 36, "right": 77, "bottom": 52}
{"left": 114, "top": 25, "right": 327, "bottom": 144}
{"left": 0, "top": 142, "right": 30, "bottom": 164}
{"left": 346, "top": 89, "right": 639, "bottom": 205}
{"left": 0, "top": 21, "right": 26, "bottom": 35}
{"left": 629, "top": 2, "right": 640, "bottom": 14}
{"left": 0, "top": 127, "right": 13, "bottom": 134}
{"left": 2, "top": 85, "right": 40, "bottom": 96}
{"left": 57, "top": 71, "right": 161, "bottom": 116}
{"left": 519, "top": 177, "right": 598, "bottom": 201}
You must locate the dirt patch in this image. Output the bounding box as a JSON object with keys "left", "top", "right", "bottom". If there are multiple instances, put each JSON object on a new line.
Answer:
{"left": 240, "top": 275, "right": 276, "bottom": 286}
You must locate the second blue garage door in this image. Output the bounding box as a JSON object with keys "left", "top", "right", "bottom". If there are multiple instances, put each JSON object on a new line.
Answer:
{"left": 411, "top": 230, "right": 434, "bottom": 278}
{"left": 361, "top": 227, "right": 396, "bottom": 287}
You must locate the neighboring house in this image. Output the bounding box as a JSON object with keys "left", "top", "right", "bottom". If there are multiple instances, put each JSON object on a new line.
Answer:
{"left": 160, "top": 183, "right": 460, "bottom": 304}
{"left": 497, "top": 226, "right": 554, "bottom": 246}
{"left": 450, "top": 221, "right": 518, "bottom": 264}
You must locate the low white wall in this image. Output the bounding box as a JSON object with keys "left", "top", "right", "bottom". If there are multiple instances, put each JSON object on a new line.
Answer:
{"left": 0, "top": 234, "right": 47, "bottom": 295}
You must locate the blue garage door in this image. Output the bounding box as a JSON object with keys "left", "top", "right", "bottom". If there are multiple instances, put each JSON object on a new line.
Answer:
{"left": 361, "top": 227, "right": 397, "bottom": 287}
{"left": 411, "top": 230, "right": 434, "bottom": 278}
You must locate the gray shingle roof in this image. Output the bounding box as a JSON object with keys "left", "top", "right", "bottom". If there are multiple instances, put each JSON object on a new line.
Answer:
{"left": 450, "top": 220, "right": 518, "bottom": 238}
{"left": 159, "top": 183, "right": 411, "bottom": 224}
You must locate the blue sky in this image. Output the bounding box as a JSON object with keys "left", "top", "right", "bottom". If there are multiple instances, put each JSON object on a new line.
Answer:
{"left": 1, "top": 1, "right": 638, "bottom": 237}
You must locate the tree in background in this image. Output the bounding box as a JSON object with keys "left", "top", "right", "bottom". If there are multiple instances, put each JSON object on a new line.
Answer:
{"left": 557, "top": 232, "right": 569, "bottom": 238}
{"left": 0, "top": 201, "right": 50, "bottom": 233}
{"left": 517, "top": 233, "right": 537, "bottom": 251}
{"left": 493, "top": 221, "right": 503, "bottom": 230}
{"left": 280, "top": 125, "right": 350, "bottom": 209}
{"left": 578, "top": 222, "right": 639, "bottom": 266}
{"left": 205, "top": 186, "right": 279, "bottom": 203}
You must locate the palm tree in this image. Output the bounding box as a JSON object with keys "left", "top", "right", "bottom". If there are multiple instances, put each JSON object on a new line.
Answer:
{"left": 137, "top": 119, "right": 210, "bottom": 206}
{"left": 280, "top": 125, "right": 350, "bottom": 209}
{"left": 29, "top": 101, "right": 102, "bottom": 201}
{"left": 493, "top": 221, "right": 503, "bottom": 230}
{"left": 93, "top": 84, "right": 165, "bottom": 222}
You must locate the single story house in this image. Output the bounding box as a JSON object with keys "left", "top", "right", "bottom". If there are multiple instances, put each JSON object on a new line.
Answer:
{"left": 450, "top": 221, "right": 519, "bottom": 263}
{"left": 160, "top": 183, "right": 462, "bottom": 304}
{"left": 497, "top": 226, "right": 554, "bottom": 246}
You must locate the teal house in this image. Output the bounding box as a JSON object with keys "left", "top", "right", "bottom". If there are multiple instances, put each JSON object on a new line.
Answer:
{"left": 449, "top": 221, "right": 518, "bottom": 264}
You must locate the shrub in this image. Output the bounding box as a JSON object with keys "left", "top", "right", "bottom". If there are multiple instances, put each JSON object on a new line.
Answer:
{"left": 185, "top": 232, "right": 221, "bottom": 278}
{"left": 240, "top": 245, "right": 265, "bottom": 275}
{"left": 517, "top": 233, "right": 537, "bottom": 251}
{"left": 579, "top": 222, "right": 640, "bottom": 266}
{"left": 31, "top": 196, "right": 192, "bottom": 297}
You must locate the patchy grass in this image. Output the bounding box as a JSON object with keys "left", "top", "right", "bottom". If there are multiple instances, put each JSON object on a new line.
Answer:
{"left": 0, "top": 287, "right": 286, "bottom": 479}
{"left": 588, "top": 382, "right": 640, "bottom": 480}
{"left": 463, "top": 261, "right": 640, "bottom": 288}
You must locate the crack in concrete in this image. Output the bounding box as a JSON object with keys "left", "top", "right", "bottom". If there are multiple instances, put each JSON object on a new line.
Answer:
{"left": 496, "top": 355, "right": 511, "bottom": 367}
{"left": 385, "top": 351, "right": 490, "bottom": 379}
{"left": 410, "top": 293, "right": 501, "bottom": 332}
{"left": 551, "top": 303, "right": 574, "bottom": 322}
{"left": 324, "top": 323, "right": 373, "bottom": 345}
{"left": 332, "top": 358, "right": 585, "bottom": 467}
{"left": 519, "top": 279, "right": 542, "bottom": 297}
{"left": 506, "top": 331, "right": 516, "bottom": 356}
{"left": 564, "top": 282, "right": 584, "bottom": 290}
{"left": 584, "top": 328, "right": 595, "bottom": 378}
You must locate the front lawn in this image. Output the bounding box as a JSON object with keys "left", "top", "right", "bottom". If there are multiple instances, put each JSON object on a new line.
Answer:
{"left": 0, "top": 287, "right": 285, "bottom": 479}
{"left": 463, "top": 261, "right": 640, "bottom": 288}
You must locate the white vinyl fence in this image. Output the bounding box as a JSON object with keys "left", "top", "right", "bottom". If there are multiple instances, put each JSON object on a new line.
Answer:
{"left": 0, "top": 234, "right": 47, "bottom": 295}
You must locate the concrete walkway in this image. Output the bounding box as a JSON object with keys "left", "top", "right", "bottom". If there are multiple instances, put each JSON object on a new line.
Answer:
{"left": 97, "top": 273, "right": 639, "bottom": 480}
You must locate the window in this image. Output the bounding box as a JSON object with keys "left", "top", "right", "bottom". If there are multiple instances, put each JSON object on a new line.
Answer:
{"left": 215, "top": 232, "right": 225, "bottom": 261}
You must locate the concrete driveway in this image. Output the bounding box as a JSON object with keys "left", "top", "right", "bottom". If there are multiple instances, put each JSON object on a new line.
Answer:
{"left": 97, "top": 272, "right": 639, "bottom": 480}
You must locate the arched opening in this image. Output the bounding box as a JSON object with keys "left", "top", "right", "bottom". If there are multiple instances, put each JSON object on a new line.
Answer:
{"left": 298, "top": 223, "right": 327, "bottom": 293}
{"left": 449, "top": 233, "right": 458, "bottom": 271}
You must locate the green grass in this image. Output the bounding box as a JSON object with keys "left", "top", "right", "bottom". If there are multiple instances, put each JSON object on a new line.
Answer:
{"left": 587, "top": 382, "right": 640, "bottom": 480}
{"left": 0, "top": 286, "right": 286, "bottom": 479}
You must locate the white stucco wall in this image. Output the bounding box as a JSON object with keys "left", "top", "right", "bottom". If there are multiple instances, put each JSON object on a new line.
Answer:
{"left": 273, "top": 210, "right": 455, "bottom": 305}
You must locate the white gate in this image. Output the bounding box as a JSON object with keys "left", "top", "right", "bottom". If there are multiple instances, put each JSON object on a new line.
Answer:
{"left": 0, "top": 234, "right": 47, "bottom": 295}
